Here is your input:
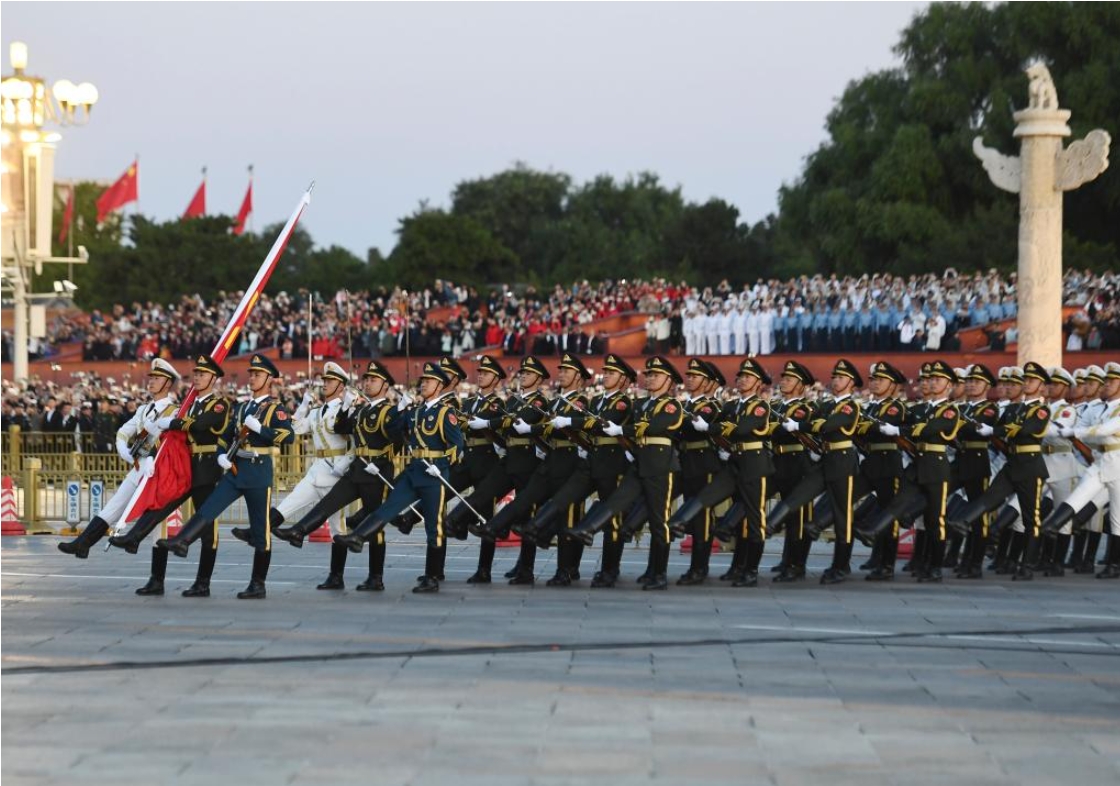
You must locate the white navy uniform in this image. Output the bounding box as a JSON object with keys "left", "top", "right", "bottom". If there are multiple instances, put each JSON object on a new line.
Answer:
{"left": 276, "top": 395, "right": 354, "bottom": 535}
{"left": 101, "top": 395, "right": 178, "bottom": 526}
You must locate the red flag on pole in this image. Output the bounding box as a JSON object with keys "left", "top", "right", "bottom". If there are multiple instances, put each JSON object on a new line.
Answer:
{"left": 233, "top": 180, "right": 253, "bottom": 235}
{"left": 121, "top": 184, "right": 315, "bottom": 524}
{"left": 182, "top": 177, "right": 206, "bottom": 220}
{"left": 96, "top": 160, "right": 139, "bottom": 223}
{"left": 58, "top": 184, "right": 74, "bottom": 245}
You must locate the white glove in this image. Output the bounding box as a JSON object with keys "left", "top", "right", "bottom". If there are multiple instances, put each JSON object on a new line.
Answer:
{"left": 468, "top": 417, "right": 489, "bottom": 431}
{"left": 976, "top": 423, "right": 994, "bottom": 437}
{"left": 534, "top": 447, "right": 547, "bottom": 460}
{"left": 550, "top": 416, "right": 572, "bottom": 429}
{"left": 117, "top": 439, "right": 133, "bottom": 464}
{"left": 141, "top": 456, "right": 156, "bottom": 478}
{"left": 397, "top": 393, "right": 413, "bottom": 411}
{"left": 577, "top": 447, "right": 588, "bottom": 460}
{"left": 364, "top": 461, "right": 382, "bottom": 476}
{"left": 144, "top": 420, "right": 164, "bottom": 438}
{"left": 218, "top": 454, "right": 233, "bottom": 471}
{"left": 718, "top": 449, "right": 731, "bottom": 462}
{"left": 300, "top": 391, "right": 314, "bottom": 409}
{"left": 603, "top": 421, "right": 623, "bottom": 437}
{"left": 625, "top": 451, "right": 635, "bottom": 463}
{"left": 691, "top": 417, "right": 709, "bottom": 432}
{"left": 1059, "top": 426, "right": 1076, "bottom": 438}
{"left": 494, "top": 445, "right": 507, "bottom": 459}
{"left": 513, "top": 418, "right": 532, "bottom": 435}
{"left": 155, "top": 416, "right": 174, "bottom": 431}
{"left": 425, "top": 463, "right": 442, "bottom": 478}
{"left": 877, "top": 422, "right": 900, "bottom": 437}
{"left": 342, "top": 389, "right": 357, "bottom": 408}
{"left": 782, "top": 419, "right": 800, "bottom": 433}
{"left": 244, "top": 415, "right": 262, "bottom": 433}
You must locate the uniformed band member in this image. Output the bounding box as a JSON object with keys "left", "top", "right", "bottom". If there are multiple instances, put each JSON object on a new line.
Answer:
{"left": 952, "top": 363, "right": 1000, "bottom": 579}
{"left": 856, "top": 361, "right": 908, "bottom": 581}
{"left": 158, "top": 354, "right": 295, "bottom": 599}
{"left": 334, "top": 362, "right": 465, "bottom": 593}
{"left": 768, "top": 360, "right": 819, "bottom": 583}
{"left": 782, "top": 359, "right": 863, "bottom": 584}
{"left": 273, "top": 360, "right": 402, "bottom": 592}
{"left": 107, "top": 354, "right": 231, "bottom": 597}
{"left": 58, "top": 359, "right": 182, "bottom": 566}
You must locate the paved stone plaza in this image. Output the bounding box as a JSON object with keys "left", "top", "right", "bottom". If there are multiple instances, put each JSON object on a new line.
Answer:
{"left": 3, "top": 536, "right": 1119, "bottom": 786}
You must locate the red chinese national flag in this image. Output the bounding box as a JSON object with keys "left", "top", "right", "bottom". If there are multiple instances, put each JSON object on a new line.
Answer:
{"left": 233, "top": 181, "right": 252, "bottom": 235}
{"left": 96, "top": 160, "right": 139, "bottom": 223}
{"left": 58, "top": 184, "right": 74, "bottom": 245}
{"left": 182, "top": 180, "right": 206, "bottom": 219}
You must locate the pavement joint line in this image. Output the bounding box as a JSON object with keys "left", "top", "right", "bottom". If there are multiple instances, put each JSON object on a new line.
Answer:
{"left": 734, "top": 624, "right": 896, "bottom": 636}
{"left": 5, "top": 623, "right": 1119, "bottom": 677}
{"left": 1, "top": 572, "right": 302, "bottom": 584}
{"left": 942, "top": 634, "right": 1117, "bottom": 649}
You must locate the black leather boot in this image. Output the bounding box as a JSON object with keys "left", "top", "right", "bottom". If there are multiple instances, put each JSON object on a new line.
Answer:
{"left": 136, "top": 546, "right": 167, "bottom": 595}
{"left": 237, "top": 550, "right": 270, "bottom": 599}
{"left": 334, "top": 512, "right": 388, "bottom": 554}
{"left": 108, "top": 509, "right": 165, "bottom": 554}
{"left": 182, "top": 543, "right": 216, "bottom": 597}
{"left": 317, "top": 543, "right": 348, "bottom": 589}
{"left": 58, "top": 517, "right": 110, "bottom": 559}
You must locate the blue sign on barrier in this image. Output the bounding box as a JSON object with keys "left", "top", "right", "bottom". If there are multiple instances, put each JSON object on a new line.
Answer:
{"left": 89, "top": 480, "right": 104, "bottom": 519}
{"left": 66, "top": 480, "right": 81, "bottom": 524}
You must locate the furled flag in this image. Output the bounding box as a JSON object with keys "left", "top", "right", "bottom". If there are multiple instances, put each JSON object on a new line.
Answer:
{"left": 95, "top": 160, "right": 139, "bottom": 223}
{"left": 233, "top": 170, "right": 253, "bottom": 235}
{"left": 182, "top": 169, "right": 206, "bottom": 219}
{"left": 58, "top": 184, "right": 74, "bottom": 245}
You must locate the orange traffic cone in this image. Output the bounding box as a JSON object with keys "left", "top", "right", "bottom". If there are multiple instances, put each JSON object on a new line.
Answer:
{"left": 1, "top": 476, "right": 25, "bottom": 536}
{"left": 165, "top": 507, "right": 184, "bottom": 537}
{"left": 494, "top": 490, "right": 520, "bottom": 548}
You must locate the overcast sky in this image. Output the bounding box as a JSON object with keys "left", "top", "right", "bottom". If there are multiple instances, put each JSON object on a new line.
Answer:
{"left": 3, "top": 2, "right": 926, "bottom": 258}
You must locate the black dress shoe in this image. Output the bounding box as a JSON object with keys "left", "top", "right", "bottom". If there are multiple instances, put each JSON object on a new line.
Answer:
{"left": 466, "top": 570, "right": 491, "bottom": 584}
{"left": 274, "top": 526, "right": 304, "bottom": 548}
{"left": 732, "top": 571, "right": 758, "bottom": 588}
{"left": 590, "top": 573, "right": 616, "bottom": 588}
{"left": 317, "top": 573, "right": 345, "bottom": 590}
{"left": 503, "top": 564, "right": 521, "bottom": 579}
{"left": 772, "top": 567, "right": 804, "bottom": 583}
{"left": 237, "top": 580, "right": 267, "bottom": 599}
{"left": 155, "top": 538, "right": 189, "bottom": 559}
{"left": 182, "top": 582, "right": 211, "bottom": 597}
{"left": 865, "top": 568, "right": 894, "bottom": 582}
{"left": 676, "top": 569, "right": 707, "bottom": 586}
{"left": 57, "top": 540, "right": 91, "bottom": 559}
{"left": 231, "top": 527, "right": 251, "bottom": 544}
{"left": 108, "top": 535, "right": 141, "bottom": 555}
{"left": 396, "top": 519, "right": 415, "bottom": 536}
{"left": 135, "top": 578, "right": 164, "bottom": 596}
{"left": 545, "top": 572, "right": 572, "bottom": 587}
{"left": 508, "top": 570, "right": 535, "bottom": 586}
{"left": 467, "top": 522, "right": 494, "bottom": 540}
{"left": 356, "top": 575, "right": 385, "bottom": 591}
{"left": 334, "top": 533, "right": 364, "bottom": 554}
{"left": 820, "top": 568, "right": 846, "bottom": 585}
{"left": 635, "top": 570, "right": 653, "bottom": 585}
{"left": 415, "top": 573, "right": 445, "bottom": 582}
{"left": 412, "top": 576, "right": 440, "bottom": 593}
{"left": 642, "top": 574, "right": 669, "bottom": 591}
{"left": 917, "top": 568, "right": 943, "bottom": 583}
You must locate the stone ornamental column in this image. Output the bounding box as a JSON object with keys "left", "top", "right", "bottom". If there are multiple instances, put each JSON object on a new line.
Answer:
{"left": 973, "top": 63, "right": 1110, "bottom": 367}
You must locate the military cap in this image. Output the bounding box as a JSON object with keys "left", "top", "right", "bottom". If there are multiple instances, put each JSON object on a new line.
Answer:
{"left": 869, "top": 361, "right": 901, "bottom": 384}
{"left": 192, "top": 354, "right": 225, "bottom": 378}
{"left": 558, "top": 352, "right": 592, "bottom": 380}
{"left": 1105, "top": 361, "right": 1120, "bottom": 380}
{"left": 832, "top": 358, "right": 863, "bottom": 388}
{"left": 1006, "top": 366, "right": 1024, "bottom": 384}
{"left": 476, "top": 355, "right": 507, "bottom": 380}
{"left": 1085, "top": 364, "right": 1106, "bottom": 384}
{"left": 1073, "top": 368, "right": 1087, "bottom": 383}
{"left": 148, "top": 358, "right": 181, "bottom": 382}
{"left": 519, "top": 355, "right": 550, "bottom": 379}
{"left": 954, "top": 367, "right": 969, "bottom": 382}
{"left": 439, "top": 356, "right": 467, "bottom": 382}
{"left": 421, "top": 362, "right": 451, "bottom": 385}
{"left": 249, "top": 354, "right": 281, "bottom": 378}
{"left": 926, "top": 359, "right": 958, "bottom": 383}
{"left": 602, "top": 354, "right": 637, "bottom": 381}
{"left": 703, "top": 360, "right": 726, "bottom": 388}
{"left": 321, "top": 361, "right": 349, "bottom": 384}
{"left": 644, "top": 355, "right": 682, "bottom": 384}
{"left": 780, "top": 360, "right": 814, "bottom": 386}
{"left": 1023, "top": 361, "right": 1049, "bottom": 382}
{"left": 1048, "top": 367, "right": 1074, "bottom": 388}
{"left": 736, "top": 357, "right": 771, "bottom": 386}
{"left": 997, "top": 366, "right": 1011, "bottom": 381}
{"left": 966, "top": 364, "right": 997, "bottom": 386}
{"left": 686, "top": 357, "right": 713, "bottom": 380}
{"left": 362, "top": 360, "right": 395, "bottom": 385}
{"left": 919, "top": 362, "right": 933, "bottom": 379}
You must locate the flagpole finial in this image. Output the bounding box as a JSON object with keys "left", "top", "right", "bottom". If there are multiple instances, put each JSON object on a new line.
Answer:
{"left": 307, "top": 180, "right": 316, "bottom": 194}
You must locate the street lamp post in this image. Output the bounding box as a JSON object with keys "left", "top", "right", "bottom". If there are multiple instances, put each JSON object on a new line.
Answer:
{"left": 1, "top": 41, "right": 97, "bottom": 382}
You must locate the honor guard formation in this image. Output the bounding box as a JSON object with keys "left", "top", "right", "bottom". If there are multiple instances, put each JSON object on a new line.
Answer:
{"left": 58, "top": 352, "right": 1120, "bottom": 596}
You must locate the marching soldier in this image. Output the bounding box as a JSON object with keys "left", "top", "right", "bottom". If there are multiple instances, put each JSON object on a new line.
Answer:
{"left": 158, "top": 354, "right": 295, "bottom": 599}
{"left": 107, "top": 354, "right": 231, "bottom": 597}
{"left": 525, "top": 354, "right": 637, "bottom": 588}
{"left": 781, "top": 359, "right": 862, "bottom": 584}
{"left": 567, "top": 356, "right": 685, "bottom": 590}
{"left": 952, "top": 364, "right": 1000, "bottom": 579}
{"left": 58, "top": 359, "right": 182, "bottom": 562}
{"left": 947, "top": 361, "right": 1051, "bottom": 580}
{"left": 232, "top": 362, "right": 355, "bottom": 586}
{"left": 452, "top": 355, "right": 551, "bottom": 585}
{"left": 273, "top": 360, "right": 402, "bottom": 592}
{"left": 768, "top": 360, "right": 819, "bottom": 583}
{"left": 1035, "top": 368, "right": 1080, "bottom": 576}
{"left": 857, "top": 361, "right": 909, "bottom": 581}
{"left": 334, "top": 362, "right": 466, "bottom": 594}
{"left": 474, "top": 352, "right": 592, "bottom": 586}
